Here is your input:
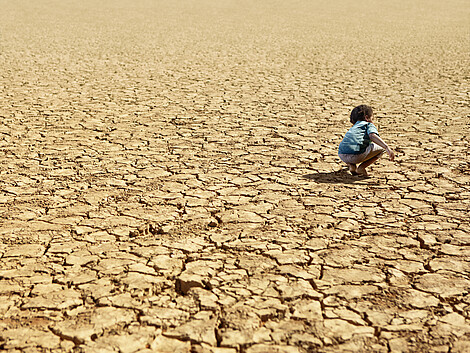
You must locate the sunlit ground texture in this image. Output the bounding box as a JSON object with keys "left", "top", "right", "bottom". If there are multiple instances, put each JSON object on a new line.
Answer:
{"left": 0, "top": 0, "right": 469, "bottom": 352}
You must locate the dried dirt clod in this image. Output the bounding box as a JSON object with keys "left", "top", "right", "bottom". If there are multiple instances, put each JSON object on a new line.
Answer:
{"left": 176, "top": 272, "right": 208, "bottom": 294}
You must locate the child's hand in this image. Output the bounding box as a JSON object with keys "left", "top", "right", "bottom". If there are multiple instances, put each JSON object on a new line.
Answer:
{"left": 387, "top": 148, "right": 395, "bottom": 161}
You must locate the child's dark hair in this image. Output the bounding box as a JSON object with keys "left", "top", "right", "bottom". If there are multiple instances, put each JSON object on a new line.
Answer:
{"left": 350, "top": 105, "right": 373, "bottom": 124}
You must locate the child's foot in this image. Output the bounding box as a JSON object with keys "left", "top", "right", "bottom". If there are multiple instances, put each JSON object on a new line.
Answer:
{"left": 356, "top": 166, "right": 368, "bottom": 177}
{"left": 348, "top": 164, "right": 357, "bottom": 175}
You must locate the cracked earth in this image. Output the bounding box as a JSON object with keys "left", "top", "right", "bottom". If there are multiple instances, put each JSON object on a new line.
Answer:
{"left": 1, "top": 0, "right": 469, "bottom": 352}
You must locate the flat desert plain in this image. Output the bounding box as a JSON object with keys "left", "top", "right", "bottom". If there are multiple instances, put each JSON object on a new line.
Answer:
{"left": 0, "top": 0, "right": 469, "bottom": 352}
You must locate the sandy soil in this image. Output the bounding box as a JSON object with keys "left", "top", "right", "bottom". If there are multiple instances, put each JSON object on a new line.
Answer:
{"left": 0, "top": 0, "right": 469, "bottom": 352}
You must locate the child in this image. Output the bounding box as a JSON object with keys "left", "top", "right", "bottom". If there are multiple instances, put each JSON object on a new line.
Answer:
{"left": 338, "top": 105, "right": 395, "bottom": 176}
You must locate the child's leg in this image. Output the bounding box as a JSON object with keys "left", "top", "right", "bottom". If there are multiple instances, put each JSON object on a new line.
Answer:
{"left": 356, "top": 145, "right": 384, "bottom": 176}
{"left": 356, "top": 155, "right": 381, "bottom": 176}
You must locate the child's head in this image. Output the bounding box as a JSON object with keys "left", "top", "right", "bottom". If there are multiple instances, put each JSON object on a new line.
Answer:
{"left": 350, "top": 105, "right": 373, "bottom": 124}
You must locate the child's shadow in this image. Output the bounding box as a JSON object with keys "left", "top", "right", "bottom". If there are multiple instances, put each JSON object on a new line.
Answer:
{"left": 302, "top": 169, "right": 374, "bottom": 184}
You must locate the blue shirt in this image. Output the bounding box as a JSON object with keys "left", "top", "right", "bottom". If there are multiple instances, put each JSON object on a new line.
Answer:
{"left": 338, "top": 121, "right": 379, "bottom": 155}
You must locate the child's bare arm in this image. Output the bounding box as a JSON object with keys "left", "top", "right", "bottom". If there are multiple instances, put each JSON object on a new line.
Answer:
{"left": 369, "top": 133, "right": 395, "bottom": 161}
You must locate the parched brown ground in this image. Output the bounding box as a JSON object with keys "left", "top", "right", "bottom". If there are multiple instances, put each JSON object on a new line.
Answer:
{"left": 0, "top": 0, "right": 469, "bottom": 352}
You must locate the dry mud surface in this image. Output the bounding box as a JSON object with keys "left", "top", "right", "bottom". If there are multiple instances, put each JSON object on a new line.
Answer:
{"left": 1, "top": 0, "right": 469, "bottom": 352}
